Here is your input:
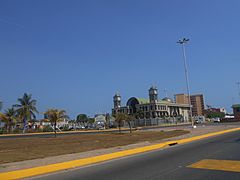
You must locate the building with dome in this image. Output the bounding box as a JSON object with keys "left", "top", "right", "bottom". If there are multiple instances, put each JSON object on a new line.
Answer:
{"left": 112, "top": 86, "right": 191, "bottom": 122}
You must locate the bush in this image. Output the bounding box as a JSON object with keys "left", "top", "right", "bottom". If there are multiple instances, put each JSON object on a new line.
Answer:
{"left": 0, "top": 128, "right": 7, "bottom": 134}
{"left": 26, "top": 129, "right": 38, "bottom": 133}
{"left": 61, "top": 125, "right": 70, "bottom": 131}
{"left": 12, "top": 128, "right": 22, "bottom": 134}
{"left": 43, "top": 125, "right": 53, "bottom": 132}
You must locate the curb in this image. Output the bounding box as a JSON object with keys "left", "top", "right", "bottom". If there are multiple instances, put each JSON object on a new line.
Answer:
{"left": 0, "top": 127, "right": 240, "bottom": 180}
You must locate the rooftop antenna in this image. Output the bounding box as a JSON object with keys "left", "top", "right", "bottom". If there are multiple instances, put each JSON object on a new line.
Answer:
{"left": 163, "top": 88, "right": 168, "bottom": 97}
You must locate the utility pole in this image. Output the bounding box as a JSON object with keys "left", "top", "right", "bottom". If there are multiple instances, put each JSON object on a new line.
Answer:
{"left": 236, "top": 82, "right": 240, "bottom": 101}
{"left": 177, "top": 38, "right": 193, "bottom": 127}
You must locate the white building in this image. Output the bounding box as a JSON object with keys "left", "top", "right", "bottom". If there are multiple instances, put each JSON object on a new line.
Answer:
{"left": 112, "top": 86, "right": 191, "bottom": 122}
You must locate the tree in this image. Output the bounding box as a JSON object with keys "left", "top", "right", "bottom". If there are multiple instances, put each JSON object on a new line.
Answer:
{"left": 0, "top": 107, "right": 17, "bottom": 133}
{"left": 88, "top": 118, "right": 95, "bottom": 124}
{"left": 76, "top": 114, "right": 88, "bottom": 124}
{"left": 125, "top": 114, "right": 135, "bottom": 133}
{"left": 13, "top": 93, "right": 38, "bottom": 133}
{"left": 115, "top": 113, "right": 126, "bottom": 133}
{"left": 0, "top": 101, "right": 2, "bottom": 111}
{"left": 206, "top": 112, "right": 225, "bottom": 119}
{"left": 105, "top": 113, "right": 110, "bottom": 129}
{"left": 44, "top": 109, "right": 68, "bottom": 137}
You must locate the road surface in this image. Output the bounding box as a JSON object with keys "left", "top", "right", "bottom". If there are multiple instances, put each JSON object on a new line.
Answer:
{"left": 31, "top": 129, "right": 240, "bottom": 180}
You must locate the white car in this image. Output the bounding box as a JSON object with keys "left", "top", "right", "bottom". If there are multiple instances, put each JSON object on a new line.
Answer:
{"left": 213, "top": 118, "right": 220, "bottom": 123}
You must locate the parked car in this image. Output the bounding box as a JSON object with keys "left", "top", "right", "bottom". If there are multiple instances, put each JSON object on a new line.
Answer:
{"left": 213, "top": 118, "right": 221, "bottom": 123}
{"left": 75, "top": 125, "right": 85, "bottom": 130}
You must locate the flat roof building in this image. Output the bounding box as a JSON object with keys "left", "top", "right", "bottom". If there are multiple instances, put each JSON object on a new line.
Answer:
{"left": 175, "top": 94, "right": 205, "bottom": 116}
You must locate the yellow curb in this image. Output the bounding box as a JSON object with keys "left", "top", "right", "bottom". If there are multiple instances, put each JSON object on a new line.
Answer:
{"left": 176, "top": 127, "right": 240, "bottom": 144}
{"left": 0, "top": 143, "right": 168, "bottom": 180}
{"left": 0, "top": 127, "right": 240, "bottom": 180}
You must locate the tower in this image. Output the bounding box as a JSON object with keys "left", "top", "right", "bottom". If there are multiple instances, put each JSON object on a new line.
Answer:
{"left": 149, "top": 86, "right": 158, "bottom": 103}
{"left": 113, "top": 93, "right": 121, "bottom": 109}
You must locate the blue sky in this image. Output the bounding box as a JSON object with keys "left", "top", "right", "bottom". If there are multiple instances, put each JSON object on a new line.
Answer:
{"left": 1, "top": 0, "right": 240, "bottom": 118}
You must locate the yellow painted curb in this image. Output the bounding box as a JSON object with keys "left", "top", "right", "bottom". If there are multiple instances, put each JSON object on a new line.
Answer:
{"left": 0, "top": 127, "right": 240, "bottom": 179}
{"left": 176, "top": 127, "right": 240, "bottom": 144}
{"left": 0, "top": 143, "right": 168, "bottom": 180}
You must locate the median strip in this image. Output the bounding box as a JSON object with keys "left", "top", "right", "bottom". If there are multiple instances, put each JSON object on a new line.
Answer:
{"left": 0, "top": 127, "right": 240, "bottom": 180}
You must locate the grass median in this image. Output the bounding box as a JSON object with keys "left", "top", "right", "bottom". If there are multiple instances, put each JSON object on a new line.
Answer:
{"left": 0, "top": 130, "right": 189, "bottom": 164}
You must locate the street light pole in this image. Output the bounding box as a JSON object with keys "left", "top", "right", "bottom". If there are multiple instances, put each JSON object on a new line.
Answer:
{"left": 177, "top": 38, "right": 193, "bottom": 127}
{"left": 236, "top": 82, "right": 240, "bottom": 101}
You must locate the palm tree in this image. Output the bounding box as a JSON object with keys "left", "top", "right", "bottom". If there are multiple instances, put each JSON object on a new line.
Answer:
{"left": 115, "top": 113, "right": 126, "bottom": 133}
{"left": 125, "top": 114, "right": 135, "bottom": 133}
{"left": 44, "top": 109, "right": 68, "bottom": 137}
{"left": 0, "top": 107, "right": 17, "bottom": 133}
{"left": 13, "top": 93, "right": 38, "bottom": 133}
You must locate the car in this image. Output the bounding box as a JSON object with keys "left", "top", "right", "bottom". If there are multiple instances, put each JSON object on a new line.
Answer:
{"left": 213, "top": 118, "right": 221, "bottom": 123}
{"left": 75, "top": 125, "right": 85, "bottom": 130}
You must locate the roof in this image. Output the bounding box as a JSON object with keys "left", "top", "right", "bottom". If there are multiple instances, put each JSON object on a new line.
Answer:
{"left": 232, "top": 104, "right": 240, "bottom": 108}
{"left": 136, "top": 98, "right": 149, "bottom": 104}
{"left": 162, "top": 97, "right": 173, "bottom": 103}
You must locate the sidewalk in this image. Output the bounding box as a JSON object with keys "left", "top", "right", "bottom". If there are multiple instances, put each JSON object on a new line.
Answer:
{"left": 0, "top": 123, "right": 239, "bottom": 173}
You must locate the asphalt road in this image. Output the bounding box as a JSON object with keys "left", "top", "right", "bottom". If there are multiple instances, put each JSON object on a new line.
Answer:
{"left": 31, "top": 129, "right": 240, "bottom": 180}
{"left": 1, "top": 122, "right": 239, "bottom": 139}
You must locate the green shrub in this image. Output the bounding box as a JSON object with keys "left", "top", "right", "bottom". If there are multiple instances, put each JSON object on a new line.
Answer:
{"left": 12, "top": 128, "right": 22, "bottom": 134}
{"left": 43, "top": 125, "right": 53, "bottom": 132}
{"left": 61, "top": 125, "right": 70, "bottom": 131}
{"left": 0, "top": 128, "right": 7, "bottom": 134}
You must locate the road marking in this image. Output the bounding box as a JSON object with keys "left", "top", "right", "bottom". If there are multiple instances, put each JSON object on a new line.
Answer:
{"left": 0, "top": 127, "right": 240, "bottom": 179}
{"left": 188, "top": 159, "right": 240, "bottom": 173}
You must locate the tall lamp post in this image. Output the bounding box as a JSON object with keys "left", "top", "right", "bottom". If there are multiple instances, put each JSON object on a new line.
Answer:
{"left": 177, "top": 38, "right": 193, "bottom": 127}
{"left": 236, "top": 82, "right": 240, "bottom": 101}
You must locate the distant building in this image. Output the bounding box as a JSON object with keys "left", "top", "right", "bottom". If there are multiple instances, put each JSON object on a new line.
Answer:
{"left": 190, "top": 94, "right": 205, "bottom": 116}
{"left": 204, "top": 107, "right": 226, "bottom": 114}
{"left": 112, "top": 86, "right": 191, "bottom": 122}
{"left": 175, "top": 94, "right": 205, "bottom": 116}
{"left": 203, "top": 107, "right": 226, "bottom": 119}
{"left": 232, "top": 104, "right": 240, "bottom": 121}
{"left": 175, "top": 94, "right": 189, "bottom": 104}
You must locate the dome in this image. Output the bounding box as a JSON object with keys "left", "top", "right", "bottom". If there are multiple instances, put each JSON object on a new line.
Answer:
{"left": 162, "top": 97, "right": 173, "bottom": 103}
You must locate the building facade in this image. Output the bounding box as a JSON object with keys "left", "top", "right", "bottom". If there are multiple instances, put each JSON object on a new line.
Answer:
{"left": 232, "top": 104, "right": 240, "bottom": 121}
{"left": 175, "top": 94, "right": 205, "bottom": 116}
{"left": 112, "top": 86, "right": 191, "bottom": 122}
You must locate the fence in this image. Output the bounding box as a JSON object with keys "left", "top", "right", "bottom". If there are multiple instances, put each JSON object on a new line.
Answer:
{"left": 131, "top": 117, "right": 185, "bottom": 127}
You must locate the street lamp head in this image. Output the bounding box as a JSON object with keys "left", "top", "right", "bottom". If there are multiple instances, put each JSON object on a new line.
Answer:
{"left": 177, "top": 38, "right": 190, "bottom": 44}
{"left": 177, "top": 40, "right": 183, "bottom": 44}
